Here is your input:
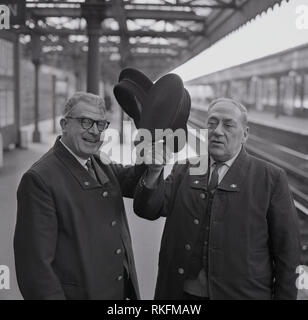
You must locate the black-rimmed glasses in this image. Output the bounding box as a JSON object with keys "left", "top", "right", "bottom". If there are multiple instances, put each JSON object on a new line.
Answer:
{"left": 66, "top": 117, "right": 110, "bottom": 132}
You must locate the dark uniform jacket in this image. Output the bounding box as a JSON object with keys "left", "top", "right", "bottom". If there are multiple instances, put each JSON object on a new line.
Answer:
{"left": 14, "top": 137, "right": 145, "bottom": 300}
{"left": 134, "top": 148, "right": 300, "bottom": 300}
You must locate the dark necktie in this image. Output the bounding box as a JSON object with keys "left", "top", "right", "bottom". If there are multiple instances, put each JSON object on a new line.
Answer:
{"left": 208, "top": 162, "right": 224, "bottom": 193}
{"left": 86, "top": 159, "right": 97, "bottom": 181}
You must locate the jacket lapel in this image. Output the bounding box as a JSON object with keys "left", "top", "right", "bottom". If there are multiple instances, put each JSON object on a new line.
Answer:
{"left": 53, "top": 137, "right": 102, "bottom": 190}
{"left": 91, "top": 156, "right": 110, "bottom": 185}
{"left": 218, "top": 147, "right": 250, "bottom": 192}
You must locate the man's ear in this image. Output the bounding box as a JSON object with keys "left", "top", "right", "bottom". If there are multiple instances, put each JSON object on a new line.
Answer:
{"left": 242, "top": 126, "right": 249, "bottom": 144}
{"left": 60, "top": 118, "right": 67, "bottom": 133}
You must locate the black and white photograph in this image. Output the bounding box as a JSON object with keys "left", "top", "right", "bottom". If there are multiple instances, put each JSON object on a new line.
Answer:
{"left": 0, "top": 0, "right": 308, "bottom": 305}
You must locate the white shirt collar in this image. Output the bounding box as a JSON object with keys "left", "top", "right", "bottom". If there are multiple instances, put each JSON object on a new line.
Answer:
{"left": 210, "top": 146, "right": 242, "bottom": 168}
{"left": 60, "top": 138, "right": 89, "bottom": 168}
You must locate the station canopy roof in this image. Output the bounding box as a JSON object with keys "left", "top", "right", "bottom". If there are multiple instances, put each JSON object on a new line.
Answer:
{"left": 19, "top": 0, "right": 286, "bottom": 81}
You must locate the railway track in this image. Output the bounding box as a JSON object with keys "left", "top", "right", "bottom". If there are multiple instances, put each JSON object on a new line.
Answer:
{"left": 246, "top": 135, "right": 308, "bottom": 209}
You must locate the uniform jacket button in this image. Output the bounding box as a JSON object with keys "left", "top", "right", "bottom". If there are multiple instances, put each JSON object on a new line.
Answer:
{"left": 102, "top": 191, "right": 108, "bottom": 197}
{"left": 111, "top": 220, "right": 117, "bottom": 227}
{"left": 117, "top": 275, "right": 123, "bottom": 281}
{"left": 185, "top": 244, "right": 191, "bottom": 251}
{"left": 200, "top": 193, "right": 206, "bottom": 199}
{"left": 178, "top": 268, "right": 185, "bottom": 274}
{"left": 115, "top": 248, "right": 122, "bottom": 255}
{"left": 193, "top": 218, "right": 199, "bottom": 225}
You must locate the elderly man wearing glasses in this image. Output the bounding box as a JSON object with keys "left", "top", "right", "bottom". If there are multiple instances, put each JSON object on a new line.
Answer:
{"left": 14, "top": 92, "right": 147, "bottom": 300}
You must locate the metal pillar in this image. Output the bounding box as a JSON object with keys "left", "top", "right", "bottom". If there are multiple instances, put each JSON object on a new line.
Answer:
{"left": 119, "top": 59, "right": 128, "bottom": 144}
{"left": 75, "top": 69, "right": 83, "bottom": 92}
{"left": 52, "top": 74, "right": 57, "bottom": 134}
{"left": 32, "top": 33, "right": 41, "bottom": 142}
{"left": 299, "top": 73, "right": 305, "bottom": 115}
{"left": 275, "top": 76, "right": 281, "bottom": 118}
{"left": 87, "top": 24, "right": 100, "bottom": 94}
{"left": 66, "top": 76, "right": 69, "bottom": 101}
{"left": 72, "top": 54, "right": 82, "bottom": 91}
{"left": 84, "top": 1, "right": 104, "bottom": 95}
{"left": 33, "top": 61, "right": 41, "bottom": 142}
{"left": 14, "top": 33, "right": 21, "bottom": 147}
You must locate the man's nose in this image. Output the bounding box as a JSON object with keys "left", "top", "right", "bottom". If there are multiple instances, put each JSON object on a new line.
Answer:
{"left": 88, "top": 122, "right": 100, "bottom": 135}
{"left": 212, "top": 122, "right": 224, "bottom": 135}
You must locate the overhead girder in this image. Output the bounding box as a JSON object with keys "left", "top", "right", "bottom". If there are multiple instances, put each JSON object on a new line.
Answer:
{"left": 39, "top": 37, "right": 179, "bottom": 57}
{"left": 26, "top": 0, "right": 238, "bottom": 10}
{"left": 39, "top": 38, "right": 183, "bottom": 55}
{"left": 39, "top": 36, "right": 185, "bottom": 48}
{"left": 22, "top": 26, "right": 203, "bottom": 39}
{"left": 22, "top": 0, "right": 285, "bottom": 81}
{"left": 124, "top": 1, "right": 237, "bottom": 9}
{"left": 28, "top": 7, "right": 207, "bottom": 22}
{"left": 43, "top": 49, "right": 176, "bottom": 59}
{"left": 25, "top": 0, "right": 239, "bottom": 32}
{"left": 113, "top": 0, "right": 132, "bottom": 66}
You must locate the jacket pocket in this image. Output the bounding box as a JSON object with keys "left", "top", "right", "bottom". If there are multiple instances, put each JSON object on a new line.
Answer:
{"left": 61, "top": 283, "right": 87, "bottom": 300}
{"left": 249, "top": 250, "right": 272, "bottom": 278}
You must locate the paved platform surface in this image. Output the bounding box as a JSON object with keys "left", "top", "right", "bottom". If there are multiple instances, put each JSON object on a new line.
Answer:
{"left": 248, "top": 110, "right": 308, "bottom": 135}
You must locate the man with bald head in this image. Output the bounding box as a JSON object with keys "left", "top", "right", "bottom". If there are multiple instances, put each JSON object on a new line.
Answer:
{"left": 14, "top": 92, "right": 147, "bottom": 300}
{"left": 134, "top": 97, "right": 300, "bottom": 300}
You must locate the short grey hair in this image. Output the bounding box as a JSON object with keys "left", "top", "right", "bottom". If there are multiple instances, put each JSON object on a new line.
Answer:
{"left": 208, "top": 97, "right": 248, "bottom": 127}
{"left": 63, "top": 92, "right": 106, "bottom": 116}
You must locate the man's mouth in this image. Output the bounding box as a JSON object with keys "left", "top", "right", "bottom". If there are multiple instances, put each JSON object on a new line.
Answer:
{"left": 210, "top": 140, "right": 224, "bottom": 145}
{"left": 83, "top": 137, "right": 100, "bottom": 144}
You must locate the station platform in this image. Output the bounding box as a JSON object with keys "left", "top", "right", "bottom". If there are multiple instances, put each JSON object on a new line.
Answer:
{"left": 248, "top": 109, "right": 308, "bottom": 136}
{"left": 0, "top": 120, "right": 57, "bottom": 300}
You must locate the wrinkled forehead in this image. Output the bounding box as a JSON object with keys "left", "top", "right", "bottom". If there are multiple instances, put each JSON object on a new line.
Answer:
{"left": 71, "top": 101, "right": 106, "bottom": 120}
{"left": 208, "top": 102, "right": 242, "bottom": 121}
